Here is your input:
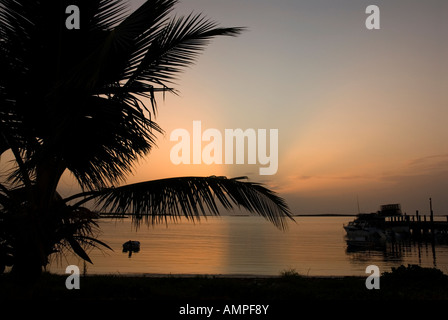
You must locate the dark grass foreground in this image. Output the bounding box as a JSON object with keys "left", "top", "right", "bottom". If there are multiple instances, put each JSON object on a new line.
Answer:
{"left": 1, "top": 265, "right": 447, "bottom": 301}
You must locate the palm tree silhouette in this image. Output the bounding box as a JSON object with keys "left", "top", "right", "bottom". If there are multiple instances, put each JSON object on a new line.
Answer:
{"left": 0, "top": 0, "right": 292, "bottom": 279}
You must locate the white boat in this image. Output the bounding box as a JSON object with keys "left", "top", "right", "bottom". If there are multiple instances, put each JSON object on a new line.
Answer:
{"left": 344, "top": 204, "right": 408, "bottom": 246}
{"left": 344, "top": 218, "right": 387, "bottom": 241}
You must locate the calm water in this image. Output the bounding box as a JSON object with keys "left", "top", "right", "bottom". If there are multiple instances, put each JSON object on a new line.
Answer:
{"left": 48, "top": 216, "right": 448, "bottom": 277}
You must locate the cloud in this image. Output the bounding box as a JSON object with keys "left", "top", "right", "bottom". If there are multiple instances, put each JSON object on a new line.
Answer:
{"left": 407, "top": 154, "right": 448, "bottom": 172}
{"left": 290, "top": 174, "right": 374, "bottom": 182}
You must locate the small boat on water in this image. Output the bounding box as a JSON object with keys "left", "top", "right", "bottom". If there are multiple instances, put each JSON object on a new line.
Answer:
{"left": 122, "top": 240, "right": 140, "bottom": 257}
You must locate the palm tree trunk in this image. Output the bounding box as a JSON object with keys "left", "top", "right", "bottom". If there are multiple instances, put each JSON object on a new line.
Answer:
{"left": 11, "top": 219, "right": 46, "bottom": 281}
{"left": 11, "top": 157, "right": 66, "bottom": 280}
{"left": 35, "top": 157, "right": 66, "bottom": 212}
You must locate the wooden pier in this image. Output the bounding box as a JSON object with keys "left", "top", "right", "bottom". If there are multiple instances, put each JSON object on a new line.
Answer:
{"left": 385, "top": 212, "right": 448, "bottom": 237}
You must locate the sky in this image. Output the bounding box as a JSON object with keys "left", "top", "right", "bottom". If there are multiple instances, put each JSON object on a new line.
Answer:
{"left": 61, "top": 0, "right": 448, "bottom": 216}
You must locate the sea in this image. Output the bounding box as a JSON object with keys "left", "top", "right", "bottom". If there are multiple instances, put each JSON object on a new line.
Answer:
{"left": 47, "top": 215, "right": 448, "bottom": 277}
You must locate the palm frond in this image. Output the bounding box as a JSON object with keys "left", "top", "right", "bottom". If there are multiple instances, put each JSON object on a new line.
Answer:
{"left": 90, "top": 0, "right": 129, "bottom": 31}
{"left": 123, "top": 13, "right": 244, "bottom": 88}
{"left": 68, "top": 0, "right": 177, "bottom": 91}
{"left": 57, "top": 96, "right": 162, "bottom": 190}
{"left": 71, "top": 176, "right": 293, "bottom": 230}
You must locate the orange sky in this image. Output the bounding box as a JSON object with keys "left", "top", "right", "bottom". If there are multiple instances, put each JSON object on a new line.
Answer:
{"left": 100, "top": 0, "right": 447, "bottom": 216}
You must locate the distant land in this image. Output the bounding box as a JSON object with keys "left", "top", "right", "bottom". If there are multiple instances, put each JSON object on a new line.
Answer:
{"left": 98, "top": 213, "right": 357, "bottom": 218}
{"left": 98, "top": 212, "right": 448, "bottom": 218}
{"left": 294, "top": 213, "right": 356, "bottom": 217}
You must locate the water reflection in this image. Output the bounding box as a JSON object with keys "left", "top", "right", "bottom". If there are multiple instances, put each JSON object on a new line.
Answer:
{"left": 345, "top": 236, "right": 448, "bottom": 271}
{"left": 45, "top": 216, "right": 448, "bottom": 276}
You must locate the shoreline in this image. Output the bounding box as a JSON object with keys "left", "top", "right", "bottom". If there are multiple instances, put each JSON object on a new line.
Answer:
{"left": 2, "top": 268, "right": 448, "bottom": 302}
{"left": 61, "top": 272, "right": 355, "bottom": 279}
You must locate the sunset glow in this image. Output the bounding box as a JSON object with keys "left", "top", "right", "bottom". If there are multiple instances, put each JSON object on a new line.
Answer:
{"left": 103, "top": 0, "right": 448, "bottom": 216}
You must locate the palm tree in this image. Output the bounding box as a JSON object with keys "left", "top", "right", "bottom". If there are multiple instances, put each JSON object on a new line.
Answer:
{"left": 0, "top": 0, "right": 292, "bottom": 279}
